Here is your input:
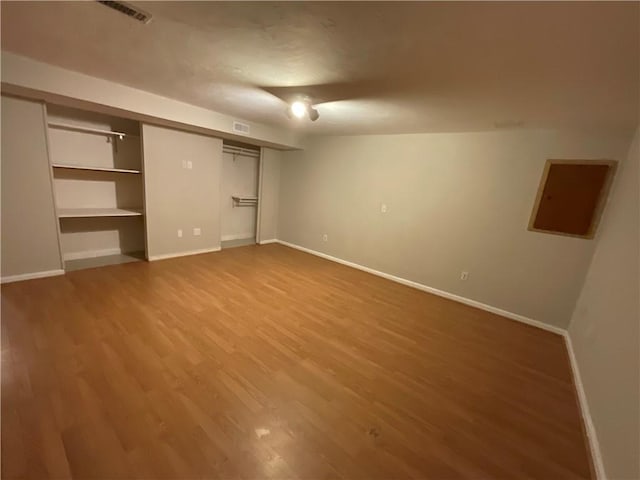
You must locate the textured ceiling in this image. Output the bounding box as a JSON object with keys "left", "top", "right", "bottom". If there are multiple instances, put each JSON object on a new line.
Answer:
{"left": 1, "top": 1, "right": 638, "bottom": 135}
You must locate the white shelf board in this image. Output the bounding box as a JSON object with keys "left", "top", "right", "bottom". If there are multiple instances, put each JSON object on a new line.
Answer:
{"left": 57, "top": 208, "right": 144, "bottom": 218}
{"left": 52, "top": 163, "right": 141, "bottom": 174}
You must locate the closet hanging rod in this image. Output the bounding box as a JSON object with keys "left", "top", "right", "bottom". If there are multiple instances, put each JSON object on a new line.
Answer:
{"left": 48, "top": 122, "right": 138, "bottom": 139}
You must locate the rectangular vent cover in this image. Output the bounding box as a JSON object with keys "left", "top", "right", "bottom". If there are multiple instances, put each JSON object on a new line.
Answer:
{"left": 233, "top": 121, "right": 250, "bottom": 135}
{"left": 97, "top": 1, "right": 152, "bottom": 24}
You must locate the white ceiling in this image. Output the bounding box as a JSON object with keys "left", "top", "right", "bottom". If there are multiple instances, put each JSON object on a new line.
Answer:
{"left": 1, "top": 1, "right": 638, "bottom": 135}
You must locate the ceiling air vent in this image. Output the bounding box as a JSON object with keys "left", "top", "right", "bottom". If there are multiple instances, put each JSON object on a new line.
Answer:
{"left": 233, "top": 121, "right": 250, "bottom": 135}
{"left": 97, "top": 1, "right": 152, "bottom": 24}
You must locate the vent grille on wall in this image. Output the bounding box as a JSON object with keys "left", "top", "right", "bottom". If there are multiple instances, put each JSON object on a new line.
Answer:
{"left": 223, "top": 145, "right": 260, "bottom": 158}
{"left": 97, "top": 1, "right": 152, "bottom": 24}
{"left": 233, "top": 121, "right": 250, "bottom": 135}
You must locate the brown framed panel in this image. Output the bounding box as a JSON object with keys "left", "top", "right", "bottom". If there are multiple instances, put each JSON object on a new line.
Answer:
{"left": 528, "top": 159, "right": 617, "bottom": 239}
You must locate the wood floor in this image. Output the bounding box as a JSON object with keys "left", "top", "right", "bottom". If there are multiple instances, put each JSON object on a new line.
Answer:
{"left": 2, "top": 244, "right": 592, "bottom": 479}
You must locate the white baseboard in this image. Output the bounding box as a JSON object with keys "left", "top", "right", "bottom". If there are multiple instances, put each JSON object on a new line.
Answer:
{"left": 1, "top": 269, "right": 65, "bottom": 284}
{"left": 564, "top": 332, "right": 605, "bottom": 479}
{"left": 148, "top": 247, "right": 221, "bottom": 262}
{"left": 221, "top": 233, "right": 255, "bottom": 241}
{"left": 63, "top": 248, "right": 122, "bottom": 261}
{"left": 276, "top": 240, "right": 565, "bottom": 336}
{"left": 258, "top": 239, "right": 278, "bottom": 245}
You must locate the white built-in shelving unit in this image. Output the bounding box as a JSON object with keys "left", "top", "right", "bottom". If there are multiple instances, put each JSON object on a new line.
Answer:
{"left": 47, "top": 105, "right": 146, "bottom": 271}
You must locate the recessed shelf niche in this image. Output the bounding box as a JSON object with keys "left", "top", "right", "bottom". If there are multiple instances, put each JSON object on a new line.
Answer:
{"left": 47, "top": 105, "right": 146, "bottom": 269}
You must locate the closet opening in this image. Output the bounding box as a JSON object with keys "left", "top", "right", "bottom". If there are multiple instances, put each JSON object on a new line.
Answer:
{"left": 221, "top": 140, "right": 261, "bottom": 249}
{"left": 46, "top": 104, "right": 146, "bottom": 271}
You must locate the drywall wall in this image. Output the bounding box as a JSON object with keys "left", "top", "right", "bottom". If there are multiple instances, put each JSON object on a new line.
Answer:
{"left": 1, "top": 95, "right": 62, "bottom": 279}
{"left": 142, "top": 124, "right": 222, "bottom": 259}
{"left": 258, "top": 148, "right": 282, "bottom": 242}
{"left": 568, "top": 128, "right": 639, "bottom": 480}
{"left": 278, "top": 129, "right": 631, "bottom": 328}
{"left": 1, "top": 52, "right": 302, "bottom": 150}
{"left": 221, "top": 151, "right": 259, "bottom": 241}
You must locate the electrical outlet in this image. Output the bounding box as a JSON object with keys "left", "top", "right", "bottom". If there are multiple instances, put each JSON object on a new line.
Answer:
{"left": 181, "top": 160, "right": 187, "bottom": 169}
{"left": 460, "top": 271, "right": 469, "bottom": 281}
{"left": 187, "top": 160, "right": 193, "bottom": 170}
{"left": 322, "top": 234, "right": 328, "bottom": 242}
{"left": 193, "top": 227, "right": 201, "bottom": 236}
{"left": 177, "top": 229, "right": 183, "bottom": 238}
{"left": 381, "top": 203, "right": 388, "bottom": 213}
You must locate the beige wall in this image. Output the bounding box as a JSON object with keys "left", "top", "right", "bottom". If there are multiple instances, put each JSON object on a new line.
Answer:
{"left": 568, "top": 128, "right": 639, "bottom": 480}
{"left": 258, "top": 148, "right": 282, "bottom": 242}
{"left": 1, "top": 95, "right": 62, "bottom": 279}
{"left": 142, "top": 124, "right": 222, "bottom": 259}
{"left": 278, "top": 130, "right": 631, "bottom": 328}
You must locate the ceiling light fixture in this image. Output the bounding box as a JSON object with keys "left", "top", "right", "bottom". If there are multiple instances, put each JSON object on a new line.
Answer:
{"left": 290, "top": 101, "right": 306, "bottom": 118}
{"left": 286, "top": 98, "right": 320, "bottom": 122}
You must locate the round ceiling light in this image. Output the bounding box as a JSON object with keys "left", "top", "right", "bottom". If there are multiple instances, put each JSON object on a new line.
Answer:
{"left": 290, "top": 101, "right": 307, "bottom": 119}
